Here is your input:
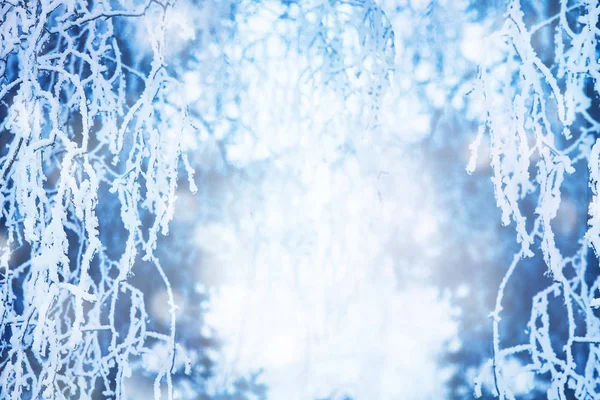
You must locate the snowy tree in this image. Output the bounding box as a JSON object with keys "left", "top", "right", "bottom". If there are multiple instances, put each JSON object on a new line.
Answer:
{"left": 468, "top": 0, "right": 600, "bottom": 398}
{"left": 4, "top": 0, "right": 600, "bottom": 399}
{"left": 0, "top": 1, "right": 196, "bottom": 398}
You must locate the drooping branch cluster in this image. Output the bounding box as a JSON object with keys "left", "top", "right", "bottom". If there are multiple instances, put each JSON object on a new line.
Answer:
{"left": 0, "top": 1, "right": 194, "bottom": 399}
{"left": 470, "top": 0, "right": 600, "bottom": 398}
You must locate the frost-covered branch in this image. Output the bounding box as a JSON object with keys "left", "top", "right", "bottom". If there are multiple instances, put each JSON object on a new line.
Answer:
{"left": 470, "top": 0, "right": 600, "bottom": 398}
{"left": 0, "top": 1, "right": 195, "bottom": 398}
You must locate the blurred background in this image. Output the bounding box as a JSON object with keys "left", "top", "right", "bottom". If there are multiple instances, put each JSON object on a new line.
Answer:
{"left": 117, "top": 1, "right": 550, "bottom": 398}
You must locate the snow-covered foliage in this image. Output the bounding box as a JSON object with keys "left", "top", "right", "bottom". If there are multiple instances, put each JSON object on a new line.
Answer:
{"left": 4, "top": 0, "right": 600, "bottom": 399}
{"left": 468, "top": 0, "right": 600, "bottom": 398}
{"left": 0, "top": 1, "right": 195, "bottom": 398}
